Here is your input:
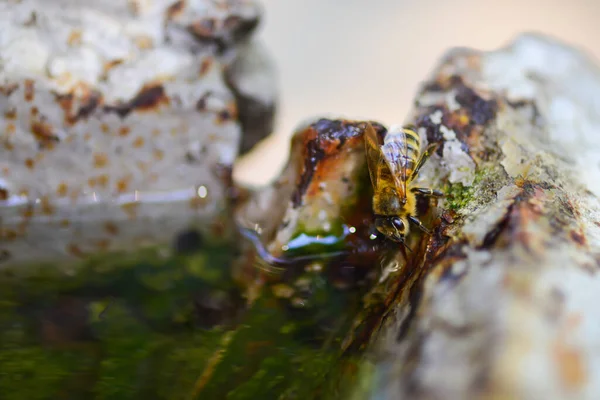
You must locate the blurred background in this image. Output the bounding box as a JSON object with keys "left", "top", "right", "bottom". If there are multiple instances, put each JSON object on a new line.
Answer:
{"left": 234, "top": 0, "right": 600, "bottom": 186}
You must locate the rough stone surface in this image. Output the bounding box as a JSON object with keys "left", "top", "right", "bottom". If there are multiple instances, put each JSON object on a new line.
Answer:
{"left": 234, "top": 119, "right": 383, "bottom": 286}
{"left": 0, "top": 0, "right": 276, "bottom": 267}
{"left": 368, "top": 33, "right": 600, "bottom": 400}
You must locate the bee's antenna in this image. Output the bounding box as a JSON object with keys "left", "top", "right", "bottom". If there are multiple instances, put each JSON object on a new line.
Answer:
{"left": 402, "top": 241, "right": 414, "bottom": 253}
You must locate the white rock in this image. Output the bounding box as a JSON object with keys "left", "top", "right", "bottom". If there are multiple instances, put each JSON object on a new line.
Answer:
{"left": 0, "top": 0, "right": 270, "bottom": 268}
{"left": 373, "top": 33, "right": 600, "bottom": 400}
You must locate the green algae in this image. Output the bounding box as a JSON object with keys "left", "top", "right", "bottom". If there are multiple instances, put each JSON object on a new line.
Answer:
{"left": 443, "top": 165, "right": 508, "bottom": 212}
{"left": 282, "top": 224, "right": 350, "bottom": 258}
{"left": 281, "top": 163, "right": 373, "bottom": 262}
{"left": 445, "top": 181, "right": 475, "bottom": 211}
{"left": 0, "top": 234, "right": 373, "bottom": 399}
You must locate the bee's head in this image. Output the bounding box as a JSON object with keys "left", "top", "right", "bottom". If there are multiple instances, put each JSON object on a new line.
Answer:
{"left": 374, "top": 215, "right": 408, "bottom": 242}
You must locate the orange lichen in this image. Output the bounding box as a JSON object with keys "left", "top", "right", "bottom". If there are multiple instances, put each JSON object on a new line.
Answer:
{"left": 25, "top": 158, "right": 35, "bottom": 169}
{"left": 132, "top": 136, "right": 145, "bottom": 148}
{"left": 215, "top": 102, "right": 238, "bottom": 125}
{"left": 116, "top": 177, "right": 130, "bottom": 193}
{"left": 136, "top": 161, "right": 148, "bottom": 172}
{"left": 166, "top": 0, "right": 185, "bottom": 19}
{"left": 118, "top": 126, "right": 130, "bottom": 136}
{"left": 56, "top": 183, "right": 69, "bottom": 197}
{"left": 199, "top": 58, "right": 212, "bottom": 76}
{"left": 56, "top": 73, "right": 73, "bottom": 88}
{"left": 121, "top": 202, "right": 139, "bottom": 219}
{"left": 100, "top": 123, "right": 110, "bottom": 133}
{"left": 570, "top": 230, "right": 586, "bottom": 247}
{"left": 67, "top": 29, "right": 83, "bottom": 46}
{"left": 553, "top": 314, "right": 586, "bottom": 390}
{"left": 40, "top": 196, "right": 55, "bottom": 215}
{"left": 5, "top": 123, "right": 16, "bottom": 134}
{"left": 24, "top": 79, "right": 34, "bottom": 102}
{"left": 134, "top": 35, "right": 153, "bottom": 50}
{"left": 93, "top": 153, "right": 109, "bottom": 168}
{"left": 101, "top": 60, "right": 124, "bottom": 81}
{"left": 31, "top": 120, "right": 58, "bottom": 149}
{"left": 4, "top": 108, "right": 16, "bottom": 119}
{"left": 97, "top": 174, "right": 109, "bottom": 187}
{"left": 153, "top": 149, "right": 164, "bottom": 161}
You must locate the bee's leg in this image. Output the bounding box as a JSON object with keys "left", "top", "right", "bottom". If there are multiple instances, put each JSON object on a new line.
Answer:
{"left": 408, "top": 215, "right": 432, "bottom": 235}
{"left": 411, "top": 187, "right": 444, "bottom": 197}
{"left": 410, "top": 142, "right": 439, "bottom": 180}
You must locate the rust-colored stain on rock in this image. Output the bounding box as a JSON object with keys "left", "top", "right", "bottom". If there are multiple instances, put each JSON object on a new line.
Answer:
{"left": 104, "top": 84, "right": 170, "bottom": 118}
{"left": 93, "top": 153, "right": 109, "bottom": 168}
{"left": 24, "top": 79, "right": 34, "bottom": 102}
{"left": 4, "top": 108, "right": 16, "bottom": 120}
{"left": 40, "top": 196, "right": 55, "bottom": 216}
{"left": 67, "top": 29, "right": 82, "bottom": 46}
{"left": 570, "top": 229, "right": 587, "bottom": 247}
{"left": 121, "top": 202, "right": 139, "bottom": 219}
{"left": 291, "top": 119, "right": 380, "bottom": 208}
{"left": 31, "top": 120, "right": 59, "bottom": 149}
{"left": 104, "top": 222, "right": 119, "bottom": 236}
{"left": 553, "top": 313, "right": 587, "bottom": 390}
{"left": 0, "top": 83, "right": 18, "bottom": 96}
{"left": 67, "top": 243, "right": 85, "bottom": 258}
{"left": 199, "top": 57, "right": 213, "bottom": 77}
{"left": 55, "top": 88, "right": 102, "bottom": 125}
{"left": 190, "top": 18, "right": 216, "bottom": 38}
{"left": 166, "top": 0, "right": 185, "bottom": 19}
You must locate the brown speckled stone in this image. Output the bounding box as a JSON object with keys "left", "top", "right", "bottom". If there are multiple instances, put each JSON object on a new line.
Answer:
{"left": 0, "top": 0, "right": 275, "bottom": 268}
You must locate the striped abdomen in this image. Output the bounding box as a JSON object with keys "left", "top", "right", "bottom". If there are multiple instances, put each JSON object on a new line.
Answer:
{"left": 380, "top": 125, "right": 421, "bottom": 193}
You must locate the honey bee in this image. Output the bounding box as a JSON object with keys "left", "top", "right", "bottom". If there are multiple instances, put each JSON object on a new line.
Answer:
{"left": 364, "top": 123, "right": 443, "bottom": 245}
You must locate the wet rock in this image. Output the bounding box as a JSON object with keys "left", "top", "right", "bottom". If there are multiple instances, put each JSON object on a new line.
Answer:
{"left": 0, "top": 0, "right": 276, "bottom": 268}
{"left": 368, "top": 33, "right": 600, "bottom": 400}
{"left": 235, "top": 118, "right": 386, "bottom": 290}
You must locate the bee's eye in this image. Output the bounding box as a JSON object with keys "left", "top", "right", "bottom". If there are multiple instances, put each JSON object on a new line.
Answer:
{"left": 391, "top": 217, "right": 405, "bottom": 232}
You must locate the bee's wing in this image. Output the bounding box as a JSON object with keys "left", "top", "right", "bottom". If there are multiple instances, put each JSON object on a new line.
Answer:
{"left": 381, "top": 141, "right": 408, "bottom": 200}
{"left": 364, "top": 123, "right": 384, "bottom": 190}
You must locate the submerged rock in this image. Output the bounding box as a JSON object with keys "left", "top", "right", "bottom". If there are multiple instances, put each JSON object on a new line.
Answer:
{"left": 366, "top": 33, "right": 600, "bottom": 400}
{"left": 0, "top": 0, "right": 275, "bottom": 268}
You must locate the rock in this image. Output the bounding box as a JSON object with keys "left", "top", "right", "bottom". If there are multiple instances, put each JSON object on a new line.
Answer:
{"left": 225, "top": 40, "right": 278, "bottom": 155}
{"left": 366, "top": 33, "right": 600, "bottom": 400}
{"left": 235, "top": 118, "right": 385, "bottom": 292}
{"left": 0, "top": 0, "right": 276, "bottom": 268}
